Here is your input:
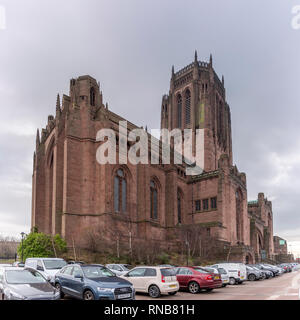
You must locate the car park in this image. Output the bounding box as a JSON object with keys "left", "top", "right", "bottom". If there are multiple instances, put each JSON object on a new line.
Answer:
{"left": 121, "top": 266, "right": 179, "bottom": 298}
{"left": 25, "top": 258, "right": 67, "bottom": 284}
{"left": 211, "top": 263, "right": 247, "bottom": 285}
{"left": 55, "top": 264, "right": 135, "bottom": 300}
{"left": 106, "top": 264, "right": 133, "bottom": 276}
{"left": 0, "top": 266, "right": 60, "bottom": 300}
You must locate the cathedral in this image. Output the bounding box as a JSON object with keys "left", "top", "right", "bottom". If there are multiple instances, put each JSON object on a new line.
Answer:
{"left": 31, "top": 52, "right": 275, "bottom": 263}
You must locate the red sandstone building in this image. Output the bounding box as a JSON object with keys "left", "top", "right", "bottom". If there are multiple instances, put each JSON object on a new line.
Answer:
{"left": 32, "top": 53, "right": 278, "bottom": 263}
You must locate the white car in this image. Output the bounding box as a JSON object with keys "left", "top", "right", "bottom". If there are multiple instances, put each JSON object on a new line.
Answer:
{"left": 120, "top": 266, "right": 179, "bottom": 298}
{"left": 211, "top": 263, "right": 247, "bottom": 285}
{"left": 205, "top": 266, "right": 229, "bottom": 287}
{"left": 24, "top": 258, "right": 67, "bottom": 284}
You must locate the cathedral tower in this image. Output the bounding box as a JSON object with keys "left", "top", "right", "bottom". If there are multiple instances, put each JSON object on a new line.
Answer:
{"left": 160, "top": 51, "right": 233, "bottom": 172}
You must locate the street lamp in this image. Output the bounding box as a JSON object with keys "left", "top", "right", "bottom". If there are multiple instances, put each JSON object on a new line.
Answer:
{"left": 20, "top": 232, "right": 25, "bottom": 263}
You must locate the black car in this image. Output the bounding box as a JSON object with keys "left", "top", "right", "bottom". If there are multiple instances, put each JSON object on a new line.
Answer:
{"left": 254, "top": 264, "right": 277, "bottom": 277}
{"left": 0, "top": 267, "right": 60, "bottom": 300}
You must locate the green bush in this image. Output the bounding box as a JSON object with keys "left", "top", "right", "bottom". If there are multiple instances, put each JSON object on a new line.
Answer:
{"left": 17, "top": 231, "right": 67, "bottom": 262}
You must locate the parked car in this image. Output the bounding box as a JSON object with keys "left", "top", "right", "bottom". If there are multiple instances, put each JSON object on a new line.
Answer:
{"left": 246, "top": 266, "right": 261, "bottom": 281}
{"left": 12, "top": 262, "right": 25, "bottom": 268}
{"left": 25, "top": 258, "right": 67, "bottom": 284}
{"left": 55, "top": 264, "right": 135, "bottom": 300}
{"left": 254, "top": 264, "right": 277, "bottom": 277}
{"left": 248, "top": 265, "right": 272, "bottom": 279}
{"left": 278, "top": 264, "right": 292, "bottom": 273}
{"left": 0, "top": 266, "right": 60, "bottom": 300}
{"left": 263, "top": 264, "right": 282, "bottom": 276}
{"left": 195, "top": 266, "right": 224, "bottom": 288}
{"left": 106, "top": 264, "right": 133, "bottom": 276}
{"left": 175, "top": 266, "right": 220, "bottom": 294}
{"left": 211, "top": 263, "right": 247, "bottom": 285}
{"left": 121, "top": 266, "right": 179, "bottom": 298}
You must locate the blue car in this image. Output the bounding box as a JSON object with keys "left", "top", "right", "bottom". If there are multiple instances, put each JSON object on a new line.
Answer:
{"left": 54, "top": 264, "right": 135, "bottom": 300}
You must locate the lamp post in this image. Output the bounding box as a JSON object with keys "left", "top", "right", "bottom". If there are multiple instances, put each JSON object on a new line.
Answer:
{"left": 20, "top": 232, "right": 25, "bottom": 263}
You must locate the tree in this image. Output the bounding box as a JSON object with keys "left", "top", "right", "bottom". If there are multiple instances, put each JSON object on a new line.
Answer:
{"left": 17, "top": 232, "right": 67, "bottom": 261}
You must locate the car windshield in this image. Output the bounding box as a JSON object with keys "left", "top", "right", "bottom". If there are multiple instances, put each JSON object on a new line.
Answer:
{"left": 43, "top": 260, "right": 67, "bottom": 270}
{"left": 82, "top": 266, "right": 115, "bottom": 279}
{"left": 161, "top": 268, "right": 177, "bottom": 276}
{"left": 5, "top": 270, "right": 47, "bottom": 284}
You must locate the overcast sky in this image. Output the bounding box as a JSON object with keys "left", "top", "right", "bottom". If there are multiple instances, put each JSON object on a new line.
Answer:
{"left": 0, "top": 0, "right": 300, "bottom": 255}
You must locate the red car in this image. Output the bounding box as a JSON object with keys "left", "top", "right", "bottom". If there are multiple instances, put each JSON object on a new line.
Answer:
{"left": 175, "top": 266, "right": 221, "bottom": 294}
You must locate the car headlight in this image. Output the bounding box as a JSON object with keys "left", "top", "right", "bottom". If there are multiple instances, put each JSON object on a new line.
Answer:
{"left": 97, "top": 287, "right": 114, "bottom": 292}
{"left": 9, "top": 291, "right": 26, "bottom": 300}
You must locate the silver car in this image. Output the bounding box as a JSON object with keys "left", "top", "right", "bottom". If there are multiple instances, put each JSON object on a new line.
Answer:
{"left": 205, "top": 266, "right": 229, "bottom": 287}
{"left": 106, "top": 264, "right": 133, "bottom": 276}
{"left": 0, "top": 267, "right": 60, "bottom": 300}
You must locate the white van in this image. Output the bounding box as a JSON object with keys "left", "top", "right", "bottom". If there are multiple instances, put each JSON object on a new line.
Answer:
{"left": 25, "top": 258, "right": 67, "bottom": 285}
{"left": 211, "top": 263, "right": 247, "bottom": 285}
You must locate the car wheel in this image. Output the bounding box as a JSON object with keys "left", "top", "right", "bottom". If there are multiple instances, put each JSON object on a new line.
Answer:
{"left": 261, "top": 274, "right": 266, "bottom": 280}
{"left": 248, "top": 274, "right": 256, "bottom": 281}
{"left": 148, "top": 285, "right": 161, "bottom": 298}
{"left": 229, "top": 277, "right": 237, "bottom": 285}
{"left": 83, "top": 290, "right": 95, "bottom": 300}
{"left": 188, "top": 281, "right": 200, "bottom": 294}
{"left": 55, "top": 283, "right": 64, "bottom": 298}
{"left": 168, "top": 291, "right": 177, "bottom": 296}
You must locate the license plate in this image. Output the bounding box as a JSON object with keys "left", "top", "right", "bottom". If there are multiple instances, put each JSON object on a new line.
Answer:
{"left": 224, "top": 280, "right": 229, "bottom": 283}
{"left": 117, "top": 293, "right": 131, "bottom": 299}
{"left": 215, "top": 276, "right": 220, "bottom": 279}
{"left": 241, "top": 276, "right": 244, "bottom": 279}
{"left": 169, "top": 284, "right": 177, "bottom": 288}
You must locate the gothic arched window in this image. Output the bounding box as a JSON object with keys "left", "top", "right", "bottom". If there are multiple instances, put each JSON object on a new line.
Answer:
{"left": 114, "top": 169, "right": 127, "bottom": 213}
{"left": 90, "top": 87, "right": 96, "bottom": 106}
{"left": 150, "top": 180, "right": 158, "bottom": 220}
{"left": 177, "top": 94, "right": 182, "bottom": 128}
{"left": 177, "top": 189, "right": 183, "bottom": 224}
{"left": 185, "top": 89, "right": 191, "bottom": 125}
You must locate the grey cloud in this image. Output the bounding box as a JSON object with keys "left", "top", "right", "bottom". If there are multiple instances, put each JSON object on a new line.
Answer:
{"left": 0, "top": 0, "right": 300, "bottom": 252}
